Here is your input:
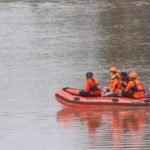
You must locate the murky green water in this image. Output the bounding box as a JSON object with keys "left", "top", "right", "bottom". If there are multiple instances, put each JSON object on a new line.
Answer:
{"left": 0, "top": 0, "right": 150, "bottom": 150}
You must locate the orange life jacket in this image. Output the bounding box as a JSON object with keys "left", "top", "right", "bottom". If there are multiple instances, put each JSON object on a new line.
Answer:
{"left": 85, "top": 78, "right": 101, "bottom": 96}
{"left": 125, "top": 79, "right": 145, "bottom": 99}
{"left": 107, "top": 73, "right": 121, "bottom": 94}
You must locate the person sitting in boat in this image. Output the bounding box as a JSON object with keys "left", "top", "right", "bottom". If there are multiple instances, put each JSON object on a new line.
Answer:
{"left": 79, "top": 72, "right": 101, "bottom": 97}
{"left": 120, "top": 72, "right": 129, "bottom": 91}
{"left": 122, "top": 72, "right": 146, "bottom": 99}
{"left": 104, "top": 66, "right": 121, "bottom": 97}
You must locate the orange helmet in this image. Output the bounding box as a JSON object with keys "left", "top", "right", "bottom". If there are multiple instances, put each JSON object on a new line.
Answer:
{"left": 129, "top": 72, "right": 137, "bottom": 79}
{"left": 110, "top": 66, "right": 118, "bottom": 72}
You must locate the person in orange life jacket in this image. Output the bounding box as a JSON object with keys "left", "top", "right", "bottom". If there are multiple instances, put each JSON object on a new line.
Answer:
{"left": 79, "top": 72, "right": 101, "bottom": 97}
{"left": 105, "top": 67, "right": 121, "bottom": 97}
{"left": 122, "top": 72, "right": 146, "bottom": 99}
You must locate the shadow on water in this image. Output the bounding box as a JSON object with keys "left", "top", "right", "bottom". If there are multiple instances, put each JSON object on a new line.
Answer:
{"left": 95, "top": 1, "right": 150, "bottom": 71}
{"left": 57, "top": 107, "right": 150, "bottom": 149}
{"left": 97, "top": 1, "right": 150, "bottom": 88}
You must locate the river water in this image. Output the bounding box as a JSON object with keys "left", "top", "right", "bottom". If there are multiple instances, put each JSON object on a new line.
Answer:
{"left": 0, "top": 0, "right": 150, "bottom": 150}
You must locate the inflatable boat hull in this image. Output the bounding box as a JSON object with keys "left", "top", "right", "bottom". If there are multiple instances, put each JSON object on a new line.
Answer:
{"left": 55, "top": 88, "right": 150, "bottom": 108}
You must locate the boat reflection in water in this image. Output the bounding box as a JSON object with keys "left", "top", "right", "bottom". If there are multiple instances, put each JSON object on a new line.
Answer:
{"left": 57, "top": 107, "right": 150, "bottom": 149}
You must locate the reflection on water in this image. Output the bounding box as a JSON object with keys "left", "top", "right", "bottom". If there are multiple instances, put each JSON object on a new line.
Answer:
{"left": 98, "top": 1, "right": 150, "bottom": 72}
{"left": 57, "top": 108, "right": 150, "bottom": 149}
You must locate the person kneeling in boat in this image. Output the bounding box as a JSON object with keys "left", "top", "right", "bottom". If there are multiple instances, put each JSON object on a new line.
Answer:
{"left": 122, "top": 72, "right": 146, "bottom": 99}
{"left": 104, "top": 66, "right": 121, "bottom": 97}
{"left": 79, "top": 72, "right": 102, "bottom": 97}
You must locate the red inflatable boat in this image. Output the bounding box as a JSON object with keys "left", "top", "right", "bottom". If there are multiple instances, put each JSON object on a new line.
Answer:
{"left": 55, "top": 87, "right": 150, "bottom": 108}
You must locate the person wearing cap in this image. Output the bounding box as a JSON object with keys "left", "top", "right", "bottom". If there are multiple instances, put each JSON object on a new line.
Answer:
{"left": 105, "top": 66, "right": 121, "bottom": 97}
{"left": 122, "top": 72, "right": 146, "bottom": 99}
{"left": 79, "top": 72, "right": 102, "bottom": 97}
